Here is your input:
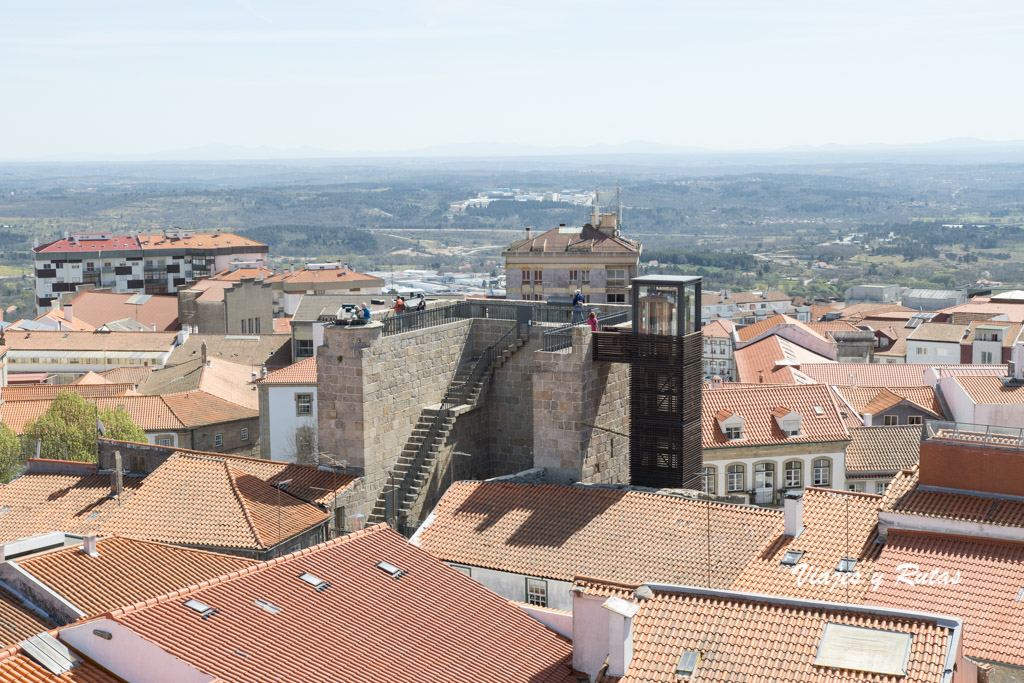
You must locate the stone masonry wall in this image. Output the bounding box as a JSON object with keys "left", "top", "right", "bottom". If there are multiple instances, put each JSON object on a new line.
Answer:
{"left": 487, "top": 325, "right": 544, "bottom": 476}
{"left": 317, "top": 319, "right": 474, "bottom": 517}
{"left": 532, "top": 326, "right": 630, "bottom": 484}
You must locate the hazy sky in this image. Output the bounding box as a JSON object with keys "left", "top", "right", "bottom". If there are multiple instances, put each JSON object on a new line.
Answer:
{"left": 2, "top": 0, "right": 1023, "bottom": 160}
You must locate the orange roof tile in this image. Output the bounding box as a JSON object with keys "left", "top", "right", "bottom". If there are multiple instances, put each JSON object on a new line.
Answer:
{"left": 953, "top": 374, "right": 1024, "bottom": 404}
{"left": 732, "top": 335, "right": 831, "bottom": 383}
{"left": 907, "top": 321, "right": 968, "bottom": 343}
{"left": 136, "top": 231, "right": 265, "bottom": 250}
{"left": 31, "top": 310, "right": 95, "bottom": 332}
{"left": 414, "top": 481, "right": 781, "bottom": 587}
{"left": 939, "top": 300, "right": 1024, "bottom": 323}
{"left": 702, "top": 384, "right": 849, "bottom": 449}
{"left": 252, "top": 356, "right": 316, "bottom": 385}
{"left": 15, "top": 536, "right": 257, "bottom": 618}
{"left": 160, "top": 391, "right": 256, "bottom": 428}
{"left": 838, "top": 303, "right": 914, "bottom": 320}
{"left": 0, "top": 472, "right": 145, "bottom": 542}
{"left": 582, "top": 581, "right": 956, "bottom": 683}
{"left": 0, "top": 384, "right": 137, "bottom": 402}
{"left": 62, "top": 291, "right": 180, "bottom": 331}
{"left": 731, "top": 488, "right": 883, "bottom": 602}
{"left": 866, "top": 530, "right": 1024, "bottom": 666}
{"left": 101, "top": 454, "right": 327, "bottom": 551}
{"left": 800, "top": 362, "right": 1003, "bottom": 387}
{"left": 832, "top": 386, "right": 945, "bottom": 420}
{"left": 68, "top": 371, "right": 112, "bottom": 386}
{"left": 0, "top": 649, "right": 116, "bottom": 682}
{"left": 735, "top": 314, "right": 828, "bottom": 344}
{"left": 504, "top": 224, "right": 639, "bottom": 256}
{"left": 881, "top": 467, "right": 1024, "bottom": 528}
{"left": 139, "top": 357, "right": 259, "bottom": 409}
{"left": 106, "top": 525, "right": 579, "bottom": 683}
{"left": 0, "top": 588, "right": 55, "bottom": 649}
{"left": 96, "top": 366, "right": 153, "bottom": 386}
{"left": 1, "top": 330, "right": 177, "bottom": 352}
{"left": 207, "top": 267, "right": 276, "bottom": 281}
{"left": 700, "top": 318, "right": 734, "bottom": 338}
{"left": 963, "top": 319, "right": 1024, "bottom": 347}
{"left": 845, "top": 426, "right": 922, "bottom": 473}
{"left": 279, "top": 265, "right": 384, "bottom": 286}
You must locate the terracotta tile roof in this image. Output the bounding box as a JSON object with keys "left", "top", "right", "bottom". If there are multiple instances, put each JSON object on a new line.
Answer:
{"left": 838, "top": 303, "right": 914, "bottom": 320}
{"left": 136, "top": 231, "right": 265, "bottom": 250}
{"left": 732, "top": 335, "right": 831, "bottom": 384}
{"left": 272, "top": 317, "right": 291, "bottom": 333}
{"left": 939, "top": 300, "right": 1024, "bottom": 323}
{"left": 252, "top": 356, "right": 317, "bottom": 385}
{"left": 15, "top": 536, "right": 257, "bottom": 618}
{"left": 880, "top": 467, "right": 1024, "bottom": 527}
{"left": 0, "top": 472, "right": 145, "bottom": 542}
{"left": 279, "top": 265, "right": 385, "bottom": 286}
{"left": 185, "top": 279, "right": 234, "bottom": 303}
{"left": 0, "top": 384, "right": 137, "bottom": 402}
{"left": 866, "top": 530, "right": 1024, "bottom": 666}
{"left": 102, "top": 454, "right": 327, "bottom": 551}
{"left": 414, "top": 481, "right": 781, "bottom": 587}
{"left": 735, "top": 314, "right": 828, "bottom": 344}
{"left": 0, "top": 588, "right": 55, "bottom": 648}
{"left": 30, "top": 311, "right": 95, "bottom": 332}
{"left": 106, "top": 525, "right": 579, "bottom": 683}
{"left": 504, "top": 224, "right": 639, "bottom": 255}
{"left": 160, "top": 391, "right": 256, "bottom": 428}
{"left": 1, "top": 331, "right": 177, "bottom": 352}
{"left": 68, "top": 372, "right": 111, "bottom": 386}
{"left": 62, "top": 291, "right": 180, "bottom": 331}
{"left": 0, "top": 649, "right": 117, "bottom": 682}
{"left": 731, "top": 488, "right": 884, "bottom": 602}
{"left": 930, "top": 364, "right": 1009, "bottom": 380}
{"left": 907, "top": 321, "right": 968, "bottom": 343}
{"left": 700, "top": 318, "right": 734, "bottom": 338}
{"left": 34, "top": 234, "right": 141, "bottom": 254}
{"left": 800, "top": 362, "right": 992, "bottom": 387}
{"left": 952, "top": 374, "right": 1024, "bottom": 404}
{"left": 96, "top": 366, "right": 153, "bottom": 385}
{"left": 845, "top": 426, "right": 922, "bottom": 473}
{"left": 809, "top": 303, "right": 842, "bottom": 320}
{"left": 832, "top": 386, "right": 945, "bottom": 420}
{"left": 963, "top": 319, "right": 1024, "bottom": 347}
{"left": 139, "top": 357, "right": 259, "bottom": 409}
{"left": 581, "top": 581, "right": 955, "bottom": 683}
{"left": 166, "top": 333, "right": 292, "bottom": 369}
{"left": 702, "top": 384, "right": 849, "bottom": 449}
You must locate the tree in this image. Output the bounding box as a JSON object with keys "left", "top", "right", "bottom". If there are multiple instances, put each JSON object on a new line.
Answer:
{"left": 22, "top": 392, "right": 146, "bottom": 462}
{"left": 0, "top": 423, "right": 23, "bottom": 483}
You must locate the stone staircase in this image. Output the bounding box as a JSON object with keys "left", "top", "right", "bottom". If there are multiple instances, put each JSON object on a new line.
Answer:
{"left": 368, "top": 326, "right": 526, "bottom": 527}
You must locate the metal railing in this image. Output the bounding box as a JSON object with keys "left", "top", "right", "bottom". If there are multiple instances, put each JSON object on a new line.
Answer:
{"left": 924, "top": 420, "right": 1024, "bottom": 449}
{"left": 542, "top": 308, "right": 632, "bottom": 353}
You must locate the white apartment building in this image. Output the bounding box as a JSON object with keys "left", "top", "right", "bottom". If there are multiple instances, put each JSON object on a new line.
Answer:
{"left": 32, "top": 228, "right": 268, "bottom": 313}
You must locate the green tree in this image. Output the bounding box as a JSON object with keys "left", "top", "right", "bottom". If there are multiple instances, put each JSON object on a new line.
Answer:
{"left": 0, "top": 423, "right": 23, "bottom": 483}
{"left": 22, "top": 392, "right": 146, "bottom": 462}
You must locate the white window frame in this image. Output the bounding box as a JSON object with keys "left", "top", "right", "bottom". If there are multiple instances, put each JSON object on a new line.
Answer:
{"left": 876, "top": 481, "right": 888, "bottom": 495}
{"left": 525, "top": 578, "right": 548, "bottom": 607}
{"left": 702, "top": 466, "right": 716, "bottom": 495}
{"left": 727, "top": 464, "right": 745, "bottom": 492}
{"left": 784, "top": 461, "right": 802, "bottom": 488}
{"left": 813, "top": 458, "right": 831, "bottom": 487}
{"left": 241, "top": 427, "right": 249, "bottom": 441}
{"left": 214, "top": 433, "right": 223, "bottom": 448}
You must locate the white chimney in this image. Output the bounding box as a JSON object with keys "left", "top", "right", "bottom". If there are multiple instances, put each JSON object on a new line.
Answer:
{"left": 176, "top": 327, "right": 190, "bottom": 345}
{"left": 64, "top": 305, "right": 74, "bottom": 323}
{"left": 711, "top": 375, "right": 723, "bottom": 390}
{"left": 862, "top": 412, "right": 873, "bottom": 427}
{"left": 150, "top": 323, "right": 156, "bottom": 331}
{"left": 1013, "top": 342, "right": 1024, "bottom": 381}
{"left": 525, "top": 227, "right": 532, "bottom": 240}
{"left": 82, "top": 535, "right": 99, "bottom": 557}
{"left": 784, "top": 492, "right": 804, "bottom": 537}
{"left": 603, "top": 596, "right": 641, "bottom": 677}
{"left": 290, "top": 264, "right": 295, "bottom": 276}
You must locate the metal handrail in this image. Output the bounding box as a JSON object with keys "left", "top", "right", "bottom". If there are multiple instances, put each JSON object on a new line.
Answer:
{"left": 542, "top": 308, "right": 630, "bottom": 352}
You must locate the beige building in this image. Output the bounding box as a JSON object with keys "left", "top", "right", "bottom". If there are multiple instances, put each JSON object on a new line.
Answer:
{"left": 502, "top": 212, "right": 640, "bottom": 304}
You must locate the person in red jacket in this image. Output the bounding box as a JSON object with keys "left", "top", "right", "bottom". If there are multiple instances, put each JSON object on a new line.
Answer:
{"left": 586, "top": 311, "right": 598, "bottom": 332}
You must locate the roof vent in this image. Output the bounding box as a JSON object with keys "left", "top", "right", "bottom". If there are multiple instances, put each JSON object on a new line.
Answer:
{"left": 298, "top": 572, "right": 331, "bottom": 592}
{"left": 375, "top": 560, "right": 408, "bottom": 579}
{"left": 20, "top": 633, "right": 81, "bottom": 675}
{"left": 676, "top": 650, "right": 700, "bottom": 678}
{"left": 1016, "top": 587, "right": 1024, "bottom": 602}
{"left": 183, "top": 599, "right": 218, "bottom": 619}
{"left": 253, "top": 598, "right": 282, "bottom": 614}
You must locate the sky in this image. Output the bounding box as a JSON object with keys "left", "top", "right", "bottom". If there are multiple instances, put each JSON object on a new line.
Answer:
{"left": 2, "top": 0, "right": 1023, "bottom": 160}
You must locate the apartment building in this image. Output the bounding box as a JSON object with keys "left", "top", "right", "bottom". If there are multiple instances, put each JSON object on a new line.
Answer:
{"left": 503, "top": 212, "right": 640, "bottom": 304}
{"left": 32, "top": 228, "right": 267, "bottom": 312}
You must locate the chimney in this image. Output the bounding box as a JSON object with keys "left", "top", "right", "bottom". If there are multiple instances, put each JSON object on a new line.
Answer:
{"left": 201, "top": 339, "right": 208, "bottom": 366}
{"left": 525, "top": 227, "right": 531, "bottom": 240}
{"left": 784, "top": 491, "right": 804, "bottom": 537}
{"left": 63, "top": 305, "right": 73, "bottom": 323}
{"left": 32, "top": 238, "right": 38, "bottom": 249}
{"left": 111, "top": 450, "right": 124, "bottom": 500}
{"left": 176, "top": 326, "right": 190, "bottom": 345}
{"left": 63, "top": 231, "right": 69, "bottom": 240}
{"left": 758, "top": 370, "right": 765, "bottom": 383}
{"left": 603, "top": 596, "right": 641, "bottom": 677}
{"left": 82, "top": 535, "right": 99, "bottom": 557}
{"left": 1013, "top": 342, "right": 1024, "bottom": 381}
{"left": 710, "top": 375, "right": 723, "bottom": 390}
{"left": 862, "top": 412, "right": 873, "bottom": 427}
{"left": 290, "top": 264, "right": 295, "bottom": 276}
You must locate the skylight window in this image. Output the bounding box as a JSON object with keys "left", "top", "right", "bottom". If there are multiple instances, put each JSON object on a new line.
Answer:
{"left": 780, "top": 550, "right": 805, "bottom": 567}
{"left": 813, "top": 406, "right": 824, "bottom": 416}
{"left": 253, "top": 598, "right": 282, "bottom": 614}
{"left": 835, "top": 558, "right": 858, "bottom": 574}
{"left": 298, "top": 572, "right": 331, "bottom": 592}
{"left": 183, "top": 599, "right": 218, "bottom": 619}
{"left": 1016, "top": 587, "right": 1024, "bottom": 602}
{"left": 376, "top": 560, "right": 408, "bottom": 579}
{"left": 676, "top": 650, "right": 700, "bottom": 678}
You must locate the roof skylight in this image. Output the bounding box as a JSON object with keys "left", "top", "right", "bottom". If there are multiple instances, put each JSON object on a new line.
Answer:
{"left": 376, "top": 560, "right": 408, "bottom": 579}
{"left": 298, "top": 572, "right": 331, "bottom": 592}
{"left": 183, "top": 599, "right": 218, "bottom": 619}
{"left": 676, "top": 650, "right": 700, "bottom": 678}
{"left": 835, "top": 557, "right": 858, "bottom": 574}
{"left": 780, "top": 550, "right": 805, "bottom": 567}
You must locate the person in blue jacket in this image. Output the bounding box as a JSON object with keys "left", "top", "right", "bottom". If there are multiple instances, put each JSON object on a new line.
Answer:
{"left": 572, "top": 289, "right": 586, "bottom": 324}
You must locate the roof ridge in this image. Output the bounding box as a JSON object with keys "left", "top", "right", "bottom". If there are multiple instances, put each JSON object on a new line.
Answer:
{"left": 805, "top": 486, "right": 883, "bottom": 500}
{"left": 222, "top": 461, "right": 273, "bottom": 550}
{"left": 104, "top": 523, "right": 392, "bottom": 621}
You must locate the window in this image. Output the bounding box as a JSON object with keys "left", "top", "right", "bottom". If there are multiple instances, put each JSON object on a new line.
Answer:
{"left": 980, "top": 351, "right": 993, "bottom": 364}
{"left": 241, "top": 428, "right": 249, "bottom": 441}
{"left": 581, "top": 269, "right": 590, "bottom": 283}
{"left": 296, "top": 393, "right": 313, "bottom": 416}
{"left": 702, "top": 466, "right": 716, "bottom": 495}
{"left": 725, "top": 426, "right": 742, "bottom": 440}
{"left": 754, "top": 462, "right": 774, "bottom": 490}
{"left": 451, "top": 564, "right": 473, "bottom": 577}
{"left": 569, "top": 269, "right": 580, "bottom": 283}
{"left": 526, "top": 578, "right": 548, "bottom": 607}
{"left": 532, "top": 269, "right": 542, "bottom": 284}
{"left": 876, "top": 481, "right": 888, "bottom": 495}
{"left": 214, "top": 433, "right": 223, "bottom": 447}
{"left": 835, "top": 558, "right": 857, "bottom": 573}
{"left": 915, "top": 347, "right": 927, "bottom": 355}
{"left": 727, "top": 464, "right": 745, "bottom": 492}
{"left": 780, "top": 550, "right": 805, "bottom": 567}
{"left": 813, "top": 459, "right": 831, "bottom": 487}
{"left": 883, "top": 415, "right": 899, "bottom": 426}
{"left": 521, "top": 269, "right": 531, "bottom": 284}
{"left": 241, "top": 319, "right": 248, "bottom": 334}
{"left": 296, "top": 339, "right": 314, "bottom": 357}
{"left": 848, "top": 482, "right": 864, "bottom": 493}
{"left": 157, "top": 437, "right": 172, "bottom": 447}
{"left": 607, "top": 268, "right": 626, "bottom": 287}
{"left": 907, "top": 415, "right": 922, "bottom": 425}
{"left": 785, "top": 461, "right": 802, "bottom": 488}
{"left": 607, "top": 293, "right": 625, "bottom": 303}
{"left": 254, "top": 318, "right": 260, "bottom": 334}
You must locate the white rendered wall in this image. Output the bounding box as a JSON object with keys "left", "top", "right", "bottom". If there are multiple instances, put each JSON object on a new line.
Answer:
{"left": 266, "top": 384, "right": 317, "bottom": 463}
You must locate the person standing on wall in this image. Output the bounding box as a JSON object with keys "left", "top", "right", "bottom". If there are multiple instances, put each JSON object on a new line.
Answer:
{"left": 416, "top": 294, "right": 426, "bottom": 312}
{"left": 586, "top": 310, "right": 598, "bottom": 332}
{"left": 572, "top": 289, "right": 585, "bottom": 324}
